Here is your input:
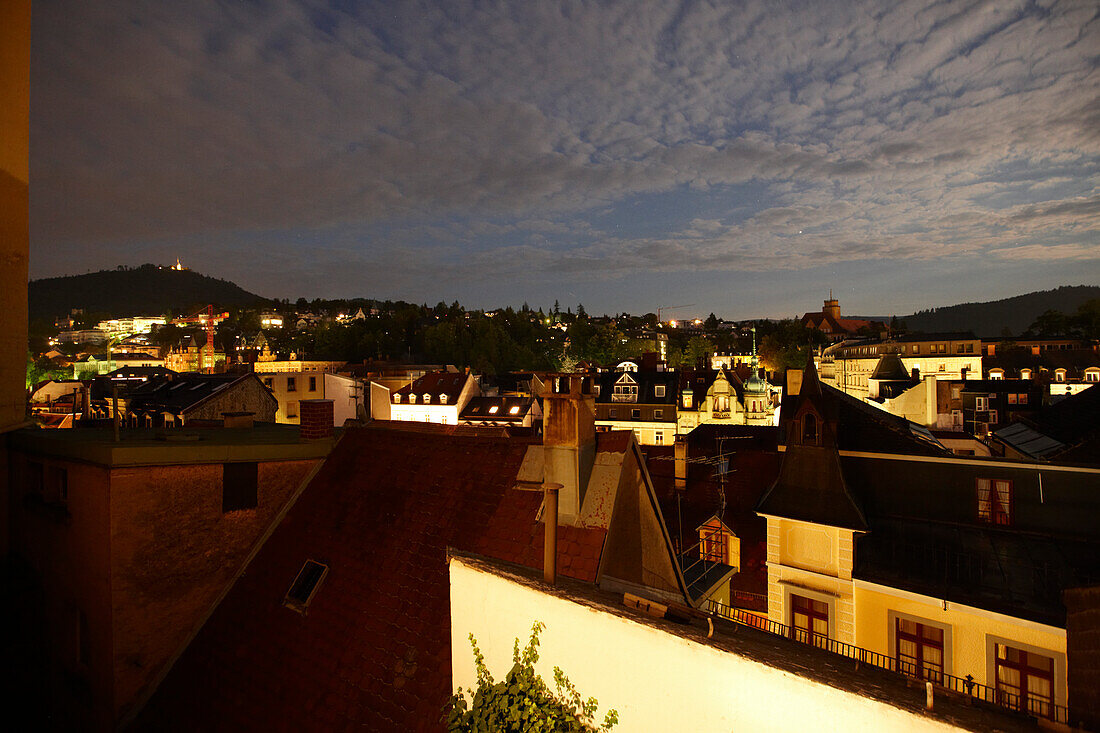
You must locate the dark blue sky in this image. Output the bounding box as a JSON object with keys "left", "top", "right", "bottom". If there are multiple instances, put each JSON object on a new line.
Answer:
{"left": 30, "top": 0, "right": 1100, "bottom": 319}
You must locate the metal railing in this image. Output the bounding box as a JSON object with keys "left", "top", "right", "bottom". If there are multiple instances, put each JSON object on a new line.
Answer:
{"left": 703, "top": 599, "right": 1068, "bottom": 724}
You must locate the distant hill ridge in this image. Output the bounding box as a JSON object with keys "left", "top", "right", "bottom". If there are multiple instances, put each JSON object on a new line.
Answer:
{"left": 29, "top": 264, "right": 270, "bottom": 321}
{"left": 897, "top": 285, "right": 1100, "bottom": 337}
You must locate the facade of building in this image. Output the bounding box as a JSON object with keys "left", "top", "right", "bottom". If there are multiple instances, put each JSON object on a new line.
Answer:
{"left": 388, "top": 370, "right": 480, "bottom": 425}
{"left": 818, "top": 333, "right": 982, "bottom": 401}
{"left": 72, "top": 352, "right": 164, "bottom": 378}
{"left": 163, "top": 336, "right": 226, "bottom": 373}
{"left": 593, "top": 367, "right": 679, "bottom": 445}
{"left": 7, "top": 423, "right": 334, "bottom": 730}
{"left": 256, "top": 368, "right": 360, "bottom": 425}
{"left": 753, "top": 362, "right": 1099, "bottom": 724}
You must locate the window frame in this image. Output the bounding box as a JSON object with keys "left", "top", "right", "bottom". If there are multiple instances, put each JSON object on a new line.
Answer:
{"left": 977, "top": 478, "right": 1012, "bottom": 525}
{"left": 286, "top": 376, "right": 296, "bottom": 392}
{"left": 895, "top": 617, "right": 945, "bottom": 684}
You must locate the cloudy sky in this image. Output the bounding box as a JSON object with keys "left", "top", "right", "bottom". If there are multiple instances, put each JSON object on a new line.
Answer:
{"left": 31, "top": 0, "right": 1100, "bottom": 318}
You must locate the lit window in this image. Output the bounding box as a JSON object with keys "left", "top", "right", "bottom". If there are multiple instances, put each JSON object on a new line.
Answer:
{"left": 1055, "top": 369, "right": 1066, "bottom": 382}
{"left": 977, "top": 478, "right": 1011, "bottom": 525}
{"left": 488, "top": 406, "right": 499, "bottom": 414}
{"left": 440, "top": 394, "right": 448, "bottom": 404}
{"left": 409, "top": 394, "right": 416, "bottom": 404}
{"left": 1020, "top": 369, "right": 1032, "bottom": 380}
{"left": 989, "top": 369, "right": 1003, "bottom": 380}
{"left": 393, "top": 394, "right": 401, "bottom": 403}
{"left": 1008, "top": 393, "right": 1017, "bottom": 405}
{"left": 509, "top": 405, "right": 520, "bottom": 414}
{"left": 654, "top": 431, "right": 664, "bottom": 445}
{"left": 995, "top": 645, "right": 1055, "bottom": 718}
{"left": 1086, "top": 370, "right": 1099, "bottom": 383}
{"left": 896, "top": 618, "right": 944, "bottom": 684}
{"left": 975, "top": 396, "right": 988, "bottom": 411}
{"left": 423, "top": 393, "right": 431, "bottom": 404}
{"left": 791, "top": 594, "right": 829, "bottom": 648}
{"left": 1018, "top": 393, "right": 1027, "bottom": 404}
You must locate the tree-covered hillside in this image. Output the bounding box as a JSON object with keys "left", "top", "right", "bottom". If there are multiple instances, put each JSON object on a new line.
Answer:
{"left": 900, "top": 286, "right": 1100, "bottom": 336}
{"left": 29, "top": 264, "right": 270, "bottom": 320}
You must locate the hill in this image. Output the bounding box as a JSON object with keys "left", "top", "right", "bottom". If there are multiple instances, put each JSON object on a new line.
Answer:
{"left": 899, "top": 285, "right": 1100, "bottom": 337}
{"left": 29, "top": 265, "right": 270, "bottom": 321}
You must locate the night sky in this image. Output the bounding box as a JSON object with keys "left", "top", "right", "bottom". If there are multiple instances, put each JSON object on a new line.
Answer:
{"left": 30, "top": 1, "right": 1100, "bottom": 318}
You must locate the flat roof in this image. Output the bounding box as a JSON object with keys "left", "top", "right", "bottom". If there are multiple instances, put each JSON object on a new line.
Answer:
{"left": 8, "top": 424, "right": 336, "bottom": 467}
{"left": 450, "top": 551, "right": 1044, "bottom": 732}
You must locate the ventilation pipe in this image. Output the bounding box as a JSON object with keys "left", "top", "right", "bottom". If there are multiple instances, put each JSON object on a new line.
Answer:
{"left": 543, "top": 483, "right": 561, "bottom": 585}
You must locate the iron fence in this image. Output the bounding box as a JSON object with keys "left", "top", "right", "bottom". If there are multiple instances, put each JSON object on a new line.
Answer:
{"left": 703, "top": 599, "right": 1068, "bottom": 725}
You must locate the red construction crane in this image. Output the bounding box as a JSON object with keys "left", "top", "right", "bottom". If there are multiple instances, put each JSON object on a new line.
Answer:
{"left": 172, "top": 305, "right": 229, "bottom": 373}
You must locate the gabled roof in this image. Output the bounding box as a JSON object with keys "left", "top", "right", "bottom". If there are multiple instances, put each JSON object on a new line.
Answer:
{"left": 870, "top": 352, "right": 911, "bottom": 381}
{"left": 394, "top": 370, "right": 470, "bottom": 404}
{"left": 126, "top": 373, "right": 274, "bottom": 417}
{"left": 757, "top": 439, "right": 867, "bottom": 532}
{"left": 136, "top": 427, "right": 612, "bottom": 730}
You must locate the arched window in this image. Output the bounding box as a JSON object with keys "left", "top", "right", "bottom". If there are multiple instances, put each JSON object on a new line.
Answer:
{"left": 802, "top": 413, "right": 818, "bottom": 444}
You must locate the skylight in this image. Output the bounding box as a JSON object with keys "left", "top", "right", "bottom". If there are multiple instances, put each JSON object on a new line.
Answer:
{"left": 284, "top": 560, "right": 329, "bottom": 613}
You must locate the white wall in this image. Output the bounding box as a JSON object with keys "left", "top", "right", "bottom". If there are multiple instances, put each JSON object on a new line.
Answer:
{"left": 450, "top": 557, "right": 962, "bottom": 733}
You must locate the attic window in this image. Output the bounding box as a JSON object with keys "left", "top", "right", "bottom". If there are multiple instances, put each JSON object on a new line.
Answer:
{"left": 393, "top": 394, "right": 401, "bottom": 403}
{"left": 488, "top": 406, "right": 499, "bottom": 414}
{"left": 284, "top": 560, "right": 329, "bottom": 613}
{"left": 802, "top": 413, "right": 818, "bottom": 444}
{"left": 440, "top": 394, "right": 448, "bottom": 404}
{"left": 509, "top": 405, "right": 520, "bottom": 415}
{"left": 423, "top": 393, "right": 431, "bottom": 404}
{"left": 409, "top": 394, "right": 416, "bottom": 404}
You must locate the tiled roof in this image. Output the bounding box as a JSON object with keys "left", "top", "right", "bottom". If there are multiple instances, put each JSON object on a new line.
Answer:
{"left": 393, "top": 370, "right": 469, "bottom": 404}
{"left": 136, "top": 426, "right": 607, "bottom": 731}
{"left": 126, "top": 373, "right": 258, "bottom": 416}
{"left": 460, "top": 396, "right": 534, "bottom": 422}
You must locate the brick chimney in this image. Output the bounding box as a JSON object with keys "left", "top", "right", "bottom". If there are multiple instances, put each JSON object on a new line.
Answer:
{"left": 541, "top": 375, "right": 596, "bottom": 523}
{"left": 299, "top": 399, "right": 334, "bottom": 441}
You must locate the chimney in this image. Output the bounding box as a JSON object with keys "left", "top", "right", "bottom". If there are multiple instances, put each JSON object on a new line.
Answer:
{"left": 674, "top": 436, "right": 687, "bottom": 491}
{"left": 299, "top": 399, "right": 334, "bottom": 441}
{"left": 787, "top": 369, "right": 803, "bottom": 397}
{"left": 541, "top": 375, "right": 596, "bottom": 524}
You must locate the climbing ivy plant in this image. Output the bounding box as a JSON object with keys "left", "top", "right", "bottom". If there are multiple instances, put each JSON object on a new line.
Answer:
{"left": 444, "top": 621, "right": 619, "bottom": 732}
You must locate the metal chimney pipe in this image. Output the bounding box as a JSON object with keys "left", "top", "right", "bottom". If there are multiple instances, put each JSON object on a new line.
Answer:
{"left": 543, "top": 483, "right": 560, "bottom": 585}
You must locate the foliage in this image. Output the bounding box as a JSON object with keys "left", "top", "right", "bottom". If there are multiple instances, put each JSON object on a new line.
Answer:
{"left": 25, "top": 351, "right": 70, "bottom": 389}
{"left": 445, "top": 621, "right": 618, "bottom": 732}
{"left": 1025, "top": 299, "right": 1100, "bottom": 341}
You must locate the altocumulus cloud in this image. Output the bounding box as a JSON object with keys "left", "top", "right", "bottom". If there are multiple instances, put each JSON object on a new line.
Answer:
{"left": 31, "top": 0, "right": 1100, "bottom": 303}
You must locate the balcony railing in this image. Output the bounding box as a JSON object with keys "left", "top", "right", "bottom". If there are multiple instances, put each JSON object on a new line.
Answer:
{"left": 703, "top": 599, "right": 1068, "bottom": 725}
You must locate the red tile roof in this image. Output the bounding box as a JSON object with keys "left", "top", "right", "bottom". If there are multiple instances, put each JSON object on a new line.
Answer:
{"left": 136, "top": 425, "right": 606, "bottom": 731}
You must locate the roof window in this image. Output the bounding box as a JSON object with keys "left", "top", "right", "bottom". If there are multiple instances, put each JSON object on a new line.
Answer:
{"left": 284, "top": 560, "right": 328, "bottom": 613}
{"left": 509, "top": 406, "right": 520, "bottom": 414}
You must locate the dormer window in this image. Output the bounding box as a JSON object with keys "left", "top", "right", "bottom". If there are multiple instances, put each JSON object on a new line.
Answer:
{"left": 1055, "top": 369, "right": 1066, "bottom": 383}
{"left": 409, "top": 394, "right": 416, "bottom": 404}
{"left": 1019, "top": 369, "right": 1032, "bottom": 380}
{"left": 440, "top": 394, "right": 448, "bottom": 404}
{"left": 393, "top": 394, "right": 402, "bottom": 404}
{"left": 1086, "top": 369, "right": 1099, "bottom": 383}
{"left": 423, "top": 393, "right": 431, "bottom": 403}
{"left": 989, "top": 369, "right": 1004, "bottom": 380}
{"left": 802, "top": 413, "right": 818, "bottom": 444}
{"left": 683, "top": 393, "right": 693, "bottom": 409}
